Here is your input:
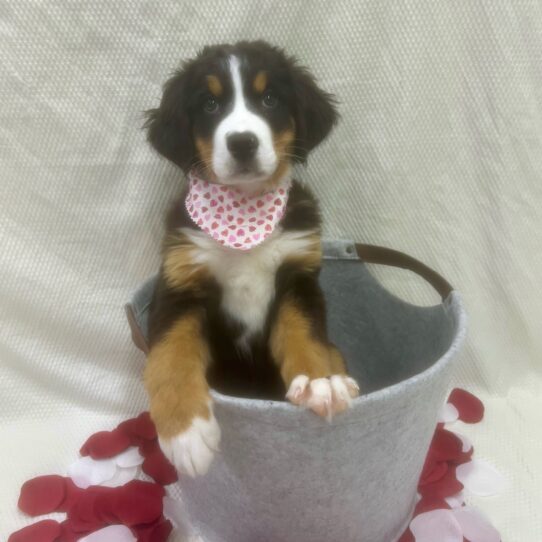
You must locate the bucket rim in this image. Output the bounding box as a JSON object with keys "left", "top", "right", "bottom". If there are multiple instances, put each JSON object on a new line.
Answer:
{"left": 210, "top": 290, "right": 467, "bottom": 416}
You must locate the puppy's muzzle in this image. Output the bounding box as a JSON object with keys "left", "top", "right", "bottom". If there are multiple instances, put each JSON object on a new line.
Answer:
{"left": 227, "top": 131, "right": 259, "bottom": 164}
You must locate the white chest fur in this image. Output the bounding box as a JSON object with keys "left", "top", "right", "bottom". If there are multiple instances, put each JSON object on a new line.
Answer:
{"left": 182, "top": 228, "right": 316, "bottom": 343}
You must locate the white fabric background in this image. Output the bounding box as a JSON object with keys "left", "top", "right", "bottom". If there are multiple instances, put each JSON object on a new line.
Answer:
{"left": 1, "top": 1, "right": 541, "bottom": 540}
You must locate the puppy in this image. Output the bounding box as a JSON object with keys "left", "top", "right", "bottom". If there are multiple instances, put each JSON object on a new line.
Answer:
{"left": 144, "top": 41, "right": 359, "bottom": 477}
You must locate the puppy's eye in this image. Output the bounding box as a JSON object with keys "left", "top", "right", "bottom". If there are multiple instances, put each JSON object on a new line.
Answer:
{"left": 262, "top": 90, "right": 278, "bottom": 109}
{"left": 203, "top": 96, "right": 219, "bottom": 114}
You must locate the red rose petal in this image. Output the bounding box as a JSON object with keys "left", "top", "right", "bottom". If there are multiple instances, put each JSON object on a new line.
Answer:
{"left": 133, "top": 518, "right": 174, "bottom": 542}
{"left": 114, "top": 480, "right": 165, "bottom": 526}
{"left": 142, "top": 449, "right": 178, "bottom": 485}
{"left": 80, "top": 429, "right": 131, "bottom": 459}
{"left": 8, "top": 520, "right": 61, "bottom": 542}
{"left": 397, "top": 529, "right": 415, "bottom": 542}
{"left": 448, "top": 388, "right": 484, "bottom": 423}
{"left": 419, "top": 465, "right": 464, "bottom": 499}
{"left": 415, "top": 496, "right": 452, "bottom": 515}
{"left": 59, "top": 521, "right": 83, "bottom": 542}
{"left": 68, "top": 491, "right": 105, "bottom": 533}
{"left": 449, "top": 446, "right": 474, "bottom": 466}
{"left": 420, "top": 460, "right": 449, "bottom": 486}
{"left": 430, "top": 428, "right": 464, "bottom": 462}
{"left": 128, "top": 414, "right": 155, "bottom": 438}
{"left": 138, "top": 438, "right": 159, "bottom": 457}
{"left": 59, "top": 478, "right": 85, "bottom": 512}
{"left": 18, "top": 475, "right": 66, "bottom": 516}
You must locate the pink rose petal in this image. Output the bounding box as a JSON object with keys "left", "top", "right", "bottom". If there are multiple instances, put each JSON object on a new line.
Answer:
{"left": 115, "top": 447, "right": 144, "bottom": 468}
{"left": 79, "top": 525, "right": 137, "bottom": 542}
{"left": 444, "top": 490, "right": 466, "bottom": 509}
{"left": 456, "top": 459, "right": 505, "bottom": 497}
{"left": 438, "top": 403, "right": 459, "bottom": 424}
{"left": 410, "top": 509, "right": 463, "bottom": 542}
{"left": 101, "top": 466, "right": 139, "bottom": 488}
{"left": 452, "top": 507, "right": 501, "bottom": 542}
{"left": 67, "top": 457, "right": 117, "bottom": 489}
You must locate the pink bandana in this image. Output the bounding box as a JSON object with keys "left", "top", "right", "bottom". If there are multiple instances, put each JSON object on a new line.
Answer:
{"left": 185, "top": 170, "right": 291, "bottom": 250}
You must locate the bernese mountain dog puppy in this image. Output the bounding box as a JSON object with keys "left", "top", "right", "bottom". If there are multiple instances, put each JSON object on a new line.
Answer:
{"left": 144, "top": 41, "right": 359, "bottom": 477}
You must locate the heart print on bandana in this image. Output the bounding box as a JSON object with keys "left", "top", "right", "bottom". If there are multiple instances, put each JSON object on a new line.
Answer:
{"left": 185, "top": 170, "right": 291, "bottom": 250}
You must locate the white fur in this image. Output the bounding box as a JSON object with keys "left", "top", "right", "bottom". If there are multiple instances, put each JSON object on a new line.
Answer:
{"left": 183, "top": 227, "right": 317, "bottom": 346}
{"left": 286, "top": 374, "right": 360, "bottom": 420}
{"left": 159, "top": 406, "right": 221, "bottom": 478}
{"left": 212, "top": 56, "right": 277, "bottom": 184}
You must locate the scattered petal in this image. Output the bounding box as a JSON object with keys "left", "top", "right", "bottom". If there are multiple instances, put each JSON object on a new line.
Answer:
{"left": 456, "top": 460, "right": 506, "bottom": 497}
{"left": 453, "top": 507, "right": 501, "bottom": 542}
{"left": 415, "top": 496, "right": 451, "bottom": 515}
{"left": 439, "top": 403, "right": 459, "bottom": 424}
{"left": 134, "top": 519, "right": 174, "bottom": 542}
{"left": 448, "top": 389, "right": 484, "bottom": 423}
{"left": 138, "top": 438, "right": 159, "bottom": 457}
{"left": 420, "top": 460, "right": 448, "bottom": 486}
{"left": 68, "top": 488, "right": 108, "bottom": 533}
{"left": 118, "top": 412, "right": 157, "bottom": 441}
{"left": 101, "top": 466, "right": 139, "bottom": 488}
{"left": 68, "top": 457, "right": 117, "bottom": 489}
{"left": 8, "top": 520, "right": 61, "bottom": 542}
{"left": 444, "top": 490, "right": 466, "bottom": 509}
{"left": 452, "top": 432, "right": 473, "bottom": 453}
{"left": 114, "top": 480, "right": 165, "bottom": 526}
{"left": 410, "top": 509, "right": 463, "bottom": 542}
{"left": 80, "top": 429, "right": 132, "bottom": 459}
{"left": 142, "top": 449, "right": 178, "bottom": 485}
{"left": 79, "top": 525, "right": 137, "bottom": 542}
{"left": 115, "top": 447, "right": 145, "bottom": 468}
{"left": 430, "top": 428, "right": 464, "bottom": 462}
{"left": 59, "top": 478, "right": 85, "bottom": 512}
{"left": 18, "top": 475, "right": 66, "bottom": 516}
{"left": 419, "top": 465, "right": 463, "bottom": 499}
{"left": 397, "top": 530, "right": 415, "bottom": 542}
{"left": 59, "top": 520, "right": 81, "bottom": 542}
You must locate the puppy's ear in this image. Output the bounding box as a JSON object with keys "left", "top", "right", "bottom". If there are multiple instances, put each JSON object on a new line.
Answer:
{"left": 144, "top": 67, "right": 195, "bottom": 172}
{"left": 290, "top": 63, "right": 338, "bottom": 162}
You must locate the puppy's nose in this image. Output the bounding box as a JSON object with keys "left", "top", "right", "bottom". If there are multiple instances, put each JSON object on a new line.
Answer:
{"left": 227, "top": 132, "right": 259, "bottom": 163}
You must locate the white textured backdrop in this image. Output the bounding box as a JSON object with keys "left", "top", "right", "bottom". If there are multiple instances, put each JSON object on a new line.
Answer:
{"left": 1, "top": 1, "right": 541, "bottom": 540}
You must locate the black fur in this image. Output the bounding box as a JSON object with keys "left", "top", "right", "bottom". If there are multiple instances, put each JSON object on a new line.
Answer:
{"left": 146, "top": 41, "right": 338, "bottom": 400}
{"left": 144, "top": 41, "right": 338, "bottom": 170}
{"left": 148, "top": 181, "right": 324, "bottom": 400}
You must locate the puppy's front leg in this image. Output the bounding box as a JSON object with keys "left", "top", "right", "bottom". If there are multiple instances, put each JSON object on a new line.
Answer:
{"left": 271, "top": 274, "right": 359, "bottom": 418}
{"left": 144, "top": 310, "right": 220, "bottom": 477}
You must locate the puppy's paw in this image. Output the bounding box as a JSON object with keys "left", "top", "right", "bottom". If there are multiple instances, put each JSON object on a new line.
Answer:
{"left": 286, "top": 374, "right": 360, "bottom": 420}
{"left": 159, "top": 412, "right": 221, "bottom": 477}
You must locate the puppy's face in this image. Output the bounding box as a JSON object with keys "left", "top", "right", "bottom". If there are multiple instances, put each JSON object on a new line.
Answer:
{"left": 146, "top": 41, "right": 337, "bottom": 187}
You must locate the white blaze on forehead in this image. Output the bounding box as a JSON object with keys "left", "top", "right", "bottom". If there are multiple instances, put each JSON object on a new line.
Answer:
{"left": 211, "top": 55, "right": 277, "bottom": 182}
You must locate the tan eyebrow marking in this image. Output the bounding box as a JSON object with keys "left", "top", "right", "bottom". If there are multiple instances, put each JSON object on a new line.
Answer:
{"left": 206, "top": 75, "right": 223, "bottom": 97}
{"left": 253, "top": 70, "right": 267, "bottom": 94}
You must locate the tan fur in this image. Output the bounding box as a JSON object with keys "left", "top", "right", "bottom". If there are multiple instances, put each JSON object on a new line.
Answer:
{"left": 283, "top": 232, "right": 322, "bottom": 273}
{"left": 206, "top": 74, "right": 223, "bottom": 97}
{"left": 264, "top": 126, "right": 295, "bottom": 189}
{"left": 163, "top": 234, "right": 209, "bottom": 291}
{"left": 144, "top": 312, "right": 211, "bottom": 438}
{"left": 271, "top": 299, "right": 335, "bottom": 387}
{"left": 328, "top": 343, "right": 347, "bottom": 374}
{"left": 253, "top": 70, "right": 268, "bottom": 94}
{"left": 195, "top": 137, "right": 217, "bottom": 182}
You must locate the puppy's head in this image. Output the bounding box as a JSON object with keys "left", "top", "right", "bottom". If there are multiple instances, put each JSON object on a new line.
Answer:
{"left": 145, "top": 41, "right": 338, "bottom": 187}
